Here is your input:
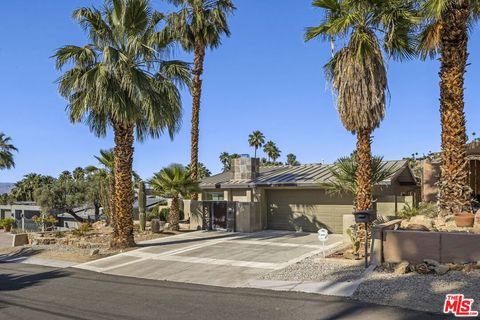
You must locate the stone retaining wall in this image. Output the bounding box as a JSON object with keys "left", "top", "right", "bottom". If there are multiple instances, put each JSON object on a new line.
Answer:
{"left": 372, "top": 222, "right": 480, "bottom": 264}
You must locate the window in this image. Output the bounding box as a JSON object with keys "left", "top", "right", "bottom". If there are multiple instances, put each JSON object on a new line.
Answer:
{"left": 206, "top": 192, "right": 224, "bottom": 201}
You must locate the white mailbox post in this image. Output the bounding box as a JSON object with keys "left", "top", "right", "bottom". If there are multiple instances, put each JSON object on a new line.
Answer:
{"left": 317, "top": 228, "right": 329, "bottom": 258}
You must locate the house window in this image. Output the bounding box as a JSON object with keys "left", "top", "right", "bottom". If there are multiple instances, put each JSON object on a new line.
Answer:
{"left": 206, "top": 192, "right": 224, "bottom": 201}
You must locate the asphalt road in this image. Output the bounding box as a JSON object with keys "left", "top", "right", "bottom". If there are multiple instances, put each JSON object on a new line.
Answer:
{"left": 0, "top": 263, "right": 447, "bottom": 320}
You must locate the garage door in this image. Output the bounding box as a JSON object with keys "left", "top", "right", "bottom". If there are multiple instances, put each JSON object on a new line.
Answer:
{"left": 266, "top": 189, "right": 354, "bottom": 234}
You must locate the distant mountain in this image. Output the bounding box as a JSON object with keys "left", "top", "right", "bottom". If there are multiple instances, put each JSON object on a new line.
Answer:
{"left": 0, "top": 183, "right": 14, "bottom": 194}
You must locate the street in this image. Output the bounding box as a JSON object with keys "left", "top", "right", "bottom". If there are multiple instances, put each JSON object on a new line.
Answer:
{"left": 0, "top": 263, "right": 445, "bottom": 320}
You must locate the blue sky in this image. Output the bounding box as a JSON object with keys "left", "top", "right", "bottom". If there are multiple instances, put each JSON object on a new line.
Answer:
{"left": 1, "top": 0, "right": 480, "bottom": 182}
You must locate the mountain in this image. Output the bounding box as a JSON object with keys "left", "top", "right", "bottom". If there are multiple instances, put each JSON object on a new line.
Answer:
{"left": 0, "top": 183, "right": 14, "bottom": 194}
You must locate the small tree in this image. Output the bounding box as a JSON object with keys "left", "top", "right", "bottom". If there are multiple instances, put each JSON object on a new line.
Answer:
{"left": 286, "top": 153, "right": 300, "bottom": 166}
{"left": 149, "top": 164, "right": 200, "bottom": 231}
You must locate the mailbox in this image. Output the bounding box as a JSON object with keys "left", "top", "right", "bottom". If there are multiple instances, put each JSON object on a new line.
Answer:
{"left": 353, "top": 210, "right": 377, "bottom": 223}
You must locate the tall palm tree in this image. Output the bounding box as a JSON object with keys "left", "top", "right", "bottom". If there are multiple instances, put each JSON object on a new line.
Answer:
{"left": 167, "top": 0, "right": 236, "bottom": 199}
{"left": 263, "top": 141, "right": 279, "bottom": 163}
{"left": 418, "top": 0, "right": 480, "bottom": 214}
{"left": 0, "top": 133, "right": 18, "bottom": 170}
{"left": 305, "top": 0, "right": 417, "bottom": 212}
{"left": 54, "top": 0, "right": 190, "bottom": 248}
{"left": 149, "top": 164, "right": 200, "bottom": 230}
{"left": 219, "top": 152, "right": 239, "bottom": 172}
{"left": 248, "top": 130, "right": 265, "bottom": 158}
{"left": 185, "top": 162, "right": 211, "bottom": 179}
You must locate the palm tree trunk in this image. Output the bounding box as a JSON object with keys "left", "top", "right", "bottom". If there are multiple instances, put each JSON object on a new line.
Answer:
{"left": 355, "top": 129, "right": 373, "bottom": 211}
{"left": 438, "top": 0, "right": 470, "bottom": 214}
{"left": 111, "top": 122, "right": 135, "bottom": 249}
{"left": 108, "top": 176, "right": 116, "bottom": 231}
{"left": 254, "top": 147, "right": 257, "bottom": 159}
{"left": 169, "top": 196, "right": 180, "bottom": 231}
{"left": 190, "top": 44, "right": 206, "bottom": 200}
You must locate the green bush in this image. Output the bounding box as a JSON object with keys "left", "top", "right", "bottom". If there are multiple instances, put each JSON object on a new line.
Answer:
{"left": 0, "top": 218, "right": 15, "bottom": 229}
{"left": 398, "top": 202, "right": 438, "bottom": 219}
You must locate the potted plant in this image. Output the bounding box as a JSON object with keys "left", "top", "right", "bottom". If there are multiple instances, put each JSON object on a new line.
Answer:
{"left": 454, "top": 211, "right": 475, "bottom": 228}
{"left": 2, "top": 218, "right": 15, "bottom": 232}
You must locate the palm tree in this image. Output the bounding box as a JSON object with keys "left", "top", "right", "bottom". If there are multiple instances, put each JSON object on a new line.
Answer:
{"left": 186, "top": 162, "right": 211, "bottom": 179}
{"left": 167, "top": 0, "right": 235, "bottom": 199}
{"left": 418, "top": 0, "right": 480, "bottom": 214}
{"left": 73, "top": 167, "right": 85, "bottom": 180}
{"left": 248, "top": 131, "right": 265, "bottom": 158}
{"left": 219, "top": 152, "right": 239, "bottom": 172}
{"left": 305, "top": 0, "right": 417, "bottom": 212}
{"left": 263, "top": 141, "right": 280, "bottom": 163}
{"left": 323, "top": 153, "right": 396, "bottom": 205}
{"left": 0, "top": 133, "right": 18, "bottom": 170}
{"left": 12, "top": 173, "right": 54, "bottom": 202}
{"left": 54, "top": 0, "right": 190, "bottom": 248}
{"left": 286, "top": 153, "right": 300, "bottom": 166}
{"left": 86, "top": 149, "right": 116, "bottom": 227}
{"left": 149, "top": 164, "right": 200, "bottom": 230}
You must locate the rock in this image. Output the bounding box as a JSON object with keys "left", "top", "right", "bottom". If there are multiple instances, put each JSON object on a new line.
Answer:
{"left": 394, "top": 261, "right": 410, "bottom": 275}
{"left": 92, "top": 221, "right": 107, "bottom": 230}
{"left": 434, "top": 265, "right": 450, "bottom": 275}
{"left": 406, "top": 224, "right": 430, "bottom": 231}
{"left": 89, "top": 249, "right": 100, "bottom": 256}
{"left": 151, "top": 219, "right": 161, "bottom": 233}
{"left": 415, "top": 262, "right": 431, "bottom": 274}
{"left": 409, "top": 215, "right": 434, "bottom": 228}
{"left": 448, "top": 263, "right": 464, "bottom": 271}
{"left": 343, "top": 252, "right": 360, "bottom": 260}
{"left": 424, "top": 259, "right": 440, "bottom": 268}
{"left": 463, "top": 264, "right": 474, "bottom": 273}
{"left": 434, "top": 217, "right": 446, "bottom": 228}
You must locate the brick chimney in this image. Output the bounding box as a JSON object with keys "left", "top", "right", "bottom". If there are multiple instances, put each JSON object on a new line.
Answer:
{"left": 232, "top": 156, "right": 259, "bottom": 180}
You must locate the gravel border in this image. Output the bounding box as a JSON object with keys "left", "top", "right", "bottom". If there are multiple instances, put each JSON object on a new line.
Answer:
{"left": 353, "top": 268, "right": 480, "bottom": 313}
{"left": 260, "top": 252, "right": 365, "bottom": 283}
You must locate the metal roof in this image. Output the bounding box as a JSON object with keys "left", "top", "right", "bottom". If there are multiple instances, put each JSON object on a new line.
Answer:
{"left": 200, "top": 160, "right": 413, "bottom": 189}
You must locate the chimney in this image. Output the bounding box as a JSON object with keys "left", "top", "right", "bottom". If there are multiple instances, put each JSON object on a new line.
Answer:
{"left": 232, "top": 156, "right": 259, "bottom": 180}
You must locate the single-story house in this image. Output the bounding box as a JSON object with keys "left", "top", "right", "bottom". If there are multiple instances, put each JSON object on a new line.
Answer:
{"left": 188, "top": 156, "right": 419, "bottom": 234}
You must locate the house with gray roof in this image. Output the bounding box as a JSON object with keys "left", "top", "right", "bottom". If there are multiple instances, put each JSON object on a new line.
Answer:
{"left": 190, "top": 156, "right": 418, "bottom": 234}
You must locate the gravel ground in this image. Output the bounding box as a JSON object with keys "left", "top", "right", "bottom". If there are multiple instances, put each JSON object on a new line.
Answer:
{"left": 353, "top": 268, "right": 480, "bottom": 313}
{"left": 260, "top": 253, "right": 365, "bottom": 282}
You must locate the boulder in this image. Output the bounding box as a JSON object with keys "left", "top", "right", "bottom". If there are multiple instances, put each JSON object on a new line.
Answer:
{"left": 424, "top": 259, "right": 440, "bottom": 268}
{"left": 89, "top": 249, "right": 100, "bottom": 256}
{"left": 343, "top": 251, "right": 360, "bottom": 260}
{"left": 406, "top": 224, "right": 430, "bottom": 232}
{"left": 394, "top": 261, "right": 410, "bottom": 275}
{"left": 92, "top": 221, "right": 107, "bottom": 230}
{"left": 434, "top": 265, "right": 450, "bottom": 275}
{"left": 415, "top": 262, "right": 431, "bottom": 274}
{"left": 409, "top": 215, "right": 434, "bottom": 228}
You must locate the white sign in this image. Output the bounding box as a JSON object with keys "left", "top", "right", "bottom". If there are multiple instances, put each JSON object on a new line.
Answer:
{"left": 317, "top": 228, "right": 329, "bottom": 241}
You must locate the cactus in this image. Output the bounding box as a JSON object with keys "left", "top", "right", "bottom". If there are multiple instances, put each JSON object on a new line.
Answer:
{"left": 138, "top": 181, "right": 147, "bottom": 231}
{"left": 346, "top": 225, "right": 360, "bottom": 256}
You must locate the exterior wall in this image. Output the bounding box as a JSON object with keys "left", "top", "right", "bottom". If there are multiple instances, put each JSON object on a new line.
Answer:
{"left": 231, "top": 189, "right": 248, "bottom": 202}
{"left": 232, "top": 157, "right": 259, "bottom": 180}
{"left": 235, "top": 202, "right": 262, "bottom": 232}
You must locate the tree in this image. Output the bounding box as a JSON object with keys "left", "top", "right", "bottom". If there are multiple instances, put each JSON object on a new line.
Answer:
{"left": 219, "top": 152, "right": 240, "bottom": 172}
{"left": 54, "top": 0, "right": 190, "bottom": 249}
{"left": 186, "top": 162, "right": 211, "bottom": 179}
{"left": 263, "top": 141, "right": 280, "bottom": 163}
{"left": 286, "top": 153, "right": 300, "bottom": 166}
{"left": 149, "top": 164, "right": 200, "bottom": 230}
{"left": 73, "top": 167, "right": 85, "bottom": 180}
{"left": 58, "top": 170, "right": 73, "bottom": 182}
{"left": 305, "top": 0, "right": 417, "bottom": 212}
{"left": 12, "top": 174, "right": 55, "bottom": 202}
{"left": 248, "top": 131, "right": 265, "bottom": 159}
{"left": 167, "top": 0, "right": 236, "bottom": 199}
{"left": 417, "top": 0, "right": 480, "bottom": 214}
{"left": 0, "top": 133, "right": 18, "bottom": 170}
{"left": 323, "top": 153, "right": 396, "bottom": 204}
{"left": 34, "top": 179, "right": 89, "bottom": 223}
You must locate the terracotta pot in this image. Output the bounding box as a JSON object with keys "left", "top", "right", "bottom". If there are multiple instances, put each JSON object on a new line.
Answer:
{"left": 454, "top": 212, "right": 475, "bottom": 228}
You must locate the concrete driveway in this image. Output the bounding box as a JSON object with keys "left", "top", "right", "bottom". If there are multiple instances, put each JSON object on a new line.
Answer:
{"left": 75, "top": 230, "right": 344, "bottom": 287}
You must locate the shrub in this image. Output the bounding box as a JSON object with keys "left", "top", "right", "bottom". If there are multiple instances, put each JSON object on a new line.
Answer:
{"left": 0, "top": 218, "right": 15, "bottom": 230}
{"left": 72, "top": 223, "right": 91, "bottom": 236}
{"left": 398, "top": 202, "right": 438, "bottom": 219}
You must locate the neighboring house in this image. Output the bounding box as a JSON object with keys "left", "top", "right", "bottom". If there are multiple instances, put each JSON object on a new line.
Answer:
{"left": 422, "top": 140, "right": 480, "bottom": 203}
{"left": 0, "top": 202, "right": 42, "bottom": 230}
{"left": 190, "top": 156, "right": 418, "bottom": 234}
